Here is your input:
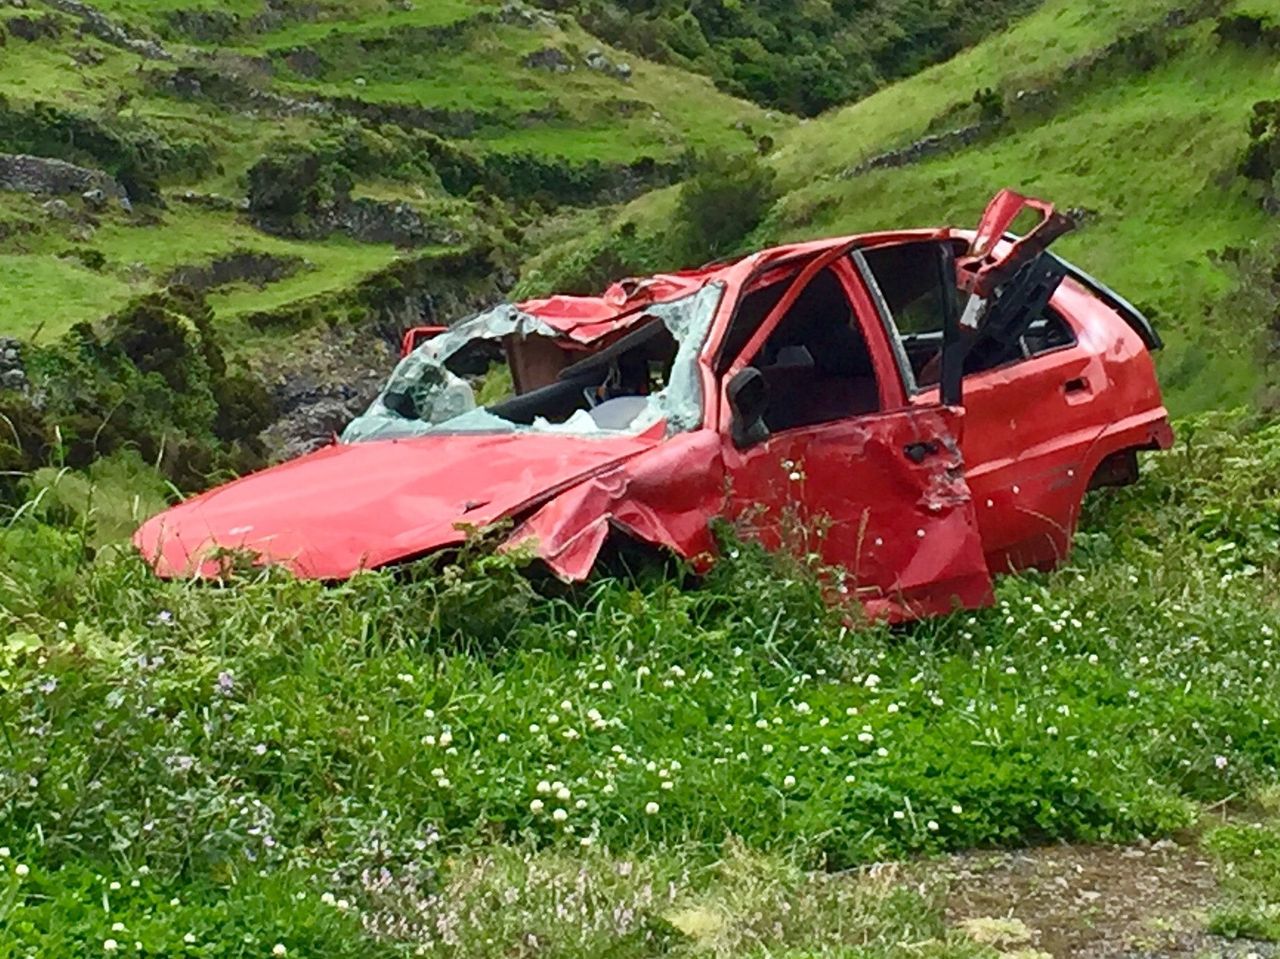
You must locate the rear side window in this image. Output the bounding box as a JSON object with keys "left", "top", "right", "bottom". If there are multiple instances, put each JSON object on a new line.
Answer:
{"left": 859, "top": 240, "right": 1076, "bottom": 389}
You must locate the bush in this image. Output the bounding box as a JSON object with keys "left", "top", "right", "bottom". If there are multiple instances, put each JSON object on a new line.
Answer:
{"left": 1241, "top": 100, "right": 1280, "bottom": 187}
{"left": 674, "top": 150, "right": 777, "bottom": 262}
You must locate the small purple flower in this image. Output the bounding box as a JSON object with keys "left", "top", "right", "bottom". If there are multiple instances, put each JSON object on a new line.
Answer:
{"left": 38, "top": 678, "right": 57, "bottom": 695}
{"left": 216, "top": 671, "right": 235, "bottom": 696}
{"left": 155, "top": 610, "right": 173, "bottom": 625}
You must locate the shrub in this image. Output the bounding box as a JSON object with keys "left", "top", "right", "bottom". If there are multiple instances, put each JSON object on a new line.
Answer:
{"left": 1241, "top": 100, "right": 1280, "bottom": 187}
{"left": 674, "top": 150, "right": 777, "bottom": 262}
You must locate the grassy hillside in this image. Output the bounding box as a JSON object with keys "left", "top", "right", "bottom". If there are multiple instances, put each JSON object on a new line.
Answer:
{"left": 0, "top": 0, "right": 789, "bottom": 343}
{"left": 525, "top": 0, "right": 1280, "bottom": 414}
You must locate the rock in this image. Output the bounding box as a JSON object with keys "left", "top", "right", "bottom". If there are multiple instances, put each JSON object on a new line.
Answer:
{"left": 498, "top": 1, "right": 556, "bottom": 29}
{"left": 71, "top": 45, "right": 106, "bottom": 65}
{"left": 0, "top": 338, "right": 28, "bottom": 393}
{"left": 42, "top": 198, "right": 73, "bottom": 219}
{"left": 522, "top": 47, "right": 573, "bottom": 73}
{"left": 843, "top": 120, "right": 1001, "bottom": 178}
{"left": 81, "top": 187, "right": 107, "bottom": 210}
{"left": 41, "top": 0, "right": 170, "bottom": 60}
{"left": 283, "top": 46, "right": 323, "bottom": 77}
{"left": 583, "top": 48, "right": 632, "bottom": 81}
{"left": 7, "top": 14, "right": 62, "bottom": 41}
{"left": 1, "top": 154, "right": 130, "bottom": 205}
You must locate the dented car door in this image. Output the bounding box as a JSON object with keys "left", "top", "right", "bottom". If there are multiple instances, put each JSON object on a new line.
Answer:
{"left": 717, "top": 253, "right": 993, "bottom": 622}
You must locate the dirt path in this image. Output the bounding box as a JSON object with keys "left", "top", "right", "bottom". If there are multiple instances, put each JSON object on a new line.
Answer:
{"left": 942, "top": 838, "right": 1277, "bottom": 958}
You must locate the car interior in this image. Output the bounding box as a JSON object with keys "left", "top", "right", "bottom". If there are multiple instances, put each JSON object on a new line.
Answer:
{"left": 721, "top": 265, "right": 882, "bottom": 436}
{"left": 860, "top": 239, "right": 1075, "bottom": 387}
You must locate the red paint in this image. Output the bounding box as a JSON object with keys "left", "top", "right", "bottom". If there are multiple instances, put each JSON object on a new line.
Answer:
{"left": 135, "top": 191, "right": 1173, "bottom": 623}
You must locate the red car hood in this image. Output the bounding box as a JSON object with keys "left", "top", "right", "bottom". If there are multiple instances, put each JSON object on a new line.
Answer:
{"left": 134, "top": 432, "right": 657, "bottom": 578}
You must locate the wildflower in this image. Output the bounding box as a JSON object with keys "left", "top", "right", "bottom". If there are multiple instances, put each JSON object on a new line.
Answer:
{"left": 1216, "top": 755, "right": 1229, "bottom": 770}
{"left": 579, "top": 836, "right": 594, "bottom": 847}
{"left": 660, "top": 781, "right": 673, "bottom": 791}
{"left": 184, "top": 934, "right": 197, "bottom": 945}
{"left": 439, "top": 730, "right": 453, "bottom": 747}
{"left": 396, "top": 673, "right": 414, "bottom": 684}
{"left": 857, "top": 732, "right": 874, "bottom": 743}
{"left": 560, "top": 699, "right": 573, "bottom": 712}
{"left": 38, "top": 677, "right": 57, "bottom": 694}
{"left": 877, "top": 747, "right": 888, "bottom": 757}
{"left": 927, "top": 820, "right": 939, "bottom": 832}
{"left": 530, "top": 799, "right": 545, "bottom": 814}
{"left": 336, "top": 899, "right": 350, "bottom": 911}
{"left": 864, "top": 674, "right": 880, "bottom": 688}
{"left": 497, "top": 733, "right": 510, "bottom": 744}
{"left": 755, "top": 718, "right": 769, "bottom": 729}
{"left": 273, "top": 947, "right": 288, "bottom": 957}
{"left": 552, "top": 808, "right": 568, "bottom": 822}
{"left": 321, "top": 892, "right": 336, "bottom": 906}
{"left": 887, "top": 703, "right": 899, "bottom": 713}
{"left": 645, "top": 801, "right": 660, "bottom": 815}
{"left": 951, "top": 804, "right": 963, "bottom": 814}
{"left": 14, "top": 864, "right": 29, "bottom": 878}
{"left": 103, "top": 940, "right": 118, "bottom": 952}
{"left": 0, "top": 847, "right": 8, "bottom": 858}
{"left": 111, "top": 922, "right": 125, "bottom": 932}
{"left": 892, "top": 810, "right": 905, "bottom": 821}
{"left": 845, "top": 775, "right": 856, "bottom": 784}
{"left": 783, "top": 775, "right": 796, "bottom": 788}
{"left": 555, "top": 786, "right": 571, "bottom": 801}
{"left": 529, "top": 723, "right": 541, "bottom": 734}
{"left": 253, "top": 743, "right": 268, "bottom": 756}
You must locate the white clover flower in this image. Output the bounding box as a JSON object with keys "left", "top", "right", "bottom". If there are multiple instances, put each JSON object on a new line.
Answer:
{"left": 103, "top": 939, "right": 118, "bottom": 952}
{"left": 497, "top": 733, "right": 510, "bottom": 743}
{"left": 530, "top": 798, "right": 545, "bottom": 814}
{"left": 529, "top": 723, "right": 541, "bottom": 734}
{"left": 560, "top": 700, "right": 573, "bottom": 712}
{"left": 644, "top": 801, "right": 660, "bottom": 815}
{"left": 892, "top": 810, "right": 905, "bottom": 821}
{"left": 555, "top": 786, "right": 572, "bottom": 801}
{"left": 579, "top": 836, "right": 594, "bottom": 847}
{"left": 877, "top": 747, "right": 888, "bottom": 757}
{"left": 1046, "top": 726, "right": 1059, "bottom": 736}
{"left": 439, "top": 731, "right": 453, "bottom": 747}
{"left": 183, "top": 934, "right": 197, "bottom": 945}
{"left": 587, "top": 708, "right": 602, "bottom": 722}
{"left": 321, "top": 892, "right": 336, "bottom": 905}
{"left": 575, "top": 799, "right": 588, "bottom": 810}
{"left": 563, "top": 728, "right": 580, "bottom": 740}
{"left": 601, "top": 680, "right": 614, "bottom": 691}
{"left": 857, "top": 732, "right": 874, "bottom": 743}
{"left": 762, "top": 744, "right": 774, "bottom": 754}
{"left": 273, "top": 946, "right": 288, "bottom": 957}
{"left": 14, "top": 864, "right": 29, "bottom": 878}
{"left": 1087, "top": 653, "right": 1099, "bottom": 665}
{"left": 336, "top": 899, "right": 350, "bottom": 911}
{"left": 397, "top": 673, "right": 414, "bottom": 684}
{"left": 864, "top": 674, "right": 880, "bottom": 688}
{"left": 951, "top": 804, "right": 963, "bottom": 814}
{"left": 253, "top": 743, "right": 268, "bottom": 756}
{"left": 660, "top": 781, "right": 673, "bottom": 791}
{"left": 846, "top": 706, "right": 858, "bottom": 716}
{"left": 927, "top": 820, "right": 939, "bottom": 832}
{"left": 552, "top": 808, "right": 568, "bottom": 822}
{"left": 783, "top": 775, "right": 796, "bottom": 788}
{"left": 670, "top": 665, "right": 686, "bottom": 679}
{"left": 1216, "top": 755, "right": 1229, "bottom": 770}
{"left": 0, "top": 847, "right": 8, "bottom": 858}
{"left": 755, "top": 718, "right": 769, "bottom": 729}
{"left": 111, "top": 922, "right": 125, "bottom": 932}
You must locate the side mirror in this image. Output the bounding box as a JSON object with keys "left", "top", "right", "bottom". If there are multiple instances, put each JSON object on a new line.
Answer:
{"left": 727, "top": 367, "right": 769, "bottom": 449}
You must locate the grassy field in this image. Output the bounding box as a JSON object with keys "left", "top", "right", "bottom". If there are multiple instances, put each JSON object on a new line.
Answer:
{"left": 3, "top": 406, "right": 1280, "bottom": 954}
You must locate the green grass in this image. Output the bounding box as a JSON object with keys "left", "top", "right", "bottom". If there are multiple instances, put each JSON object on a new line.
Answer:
{"left": 1, "top": 410, "right": 1279, "bottom": 954}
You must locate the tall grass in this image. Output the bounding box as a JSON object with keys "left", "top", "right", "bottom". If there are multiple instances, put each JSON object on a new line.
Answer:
{"left": 1, "top": 411, "right": 1278, "bottom": 953}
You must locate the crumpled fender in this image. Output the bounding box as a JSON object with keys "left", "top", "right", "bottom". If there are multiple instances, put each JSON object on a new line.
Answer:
{"left": 506, "top": 431, "right": 725, "bottom": 580}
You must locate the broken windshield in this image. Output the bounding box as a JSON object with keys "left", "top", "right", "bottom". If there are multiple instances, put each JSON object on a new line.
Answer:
{"left": 342, "top": 284, "right": 725, "bottom": 444}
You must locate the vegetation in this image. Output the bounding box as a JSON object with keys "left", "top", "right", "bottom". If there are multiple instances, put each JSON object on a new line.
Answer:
{"left": 2, "top": 408, "right": 1280, "bottom": 954}
{"left": 531, "top": 0, "right": 1042, "bottom": 116}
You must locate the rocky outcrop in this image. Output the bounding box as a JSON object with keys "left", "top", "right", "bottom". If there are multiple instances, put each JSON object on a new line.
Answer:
{"left": 0, "top": 154, "right": 130, "bottom": 206}
{"left": 843, "top": 121, "right": 1000, "bottom": 178}
{"left": 0, "top": 338, "right": 27, "bottom": 394}
{"left": 168, "top": 251, "right": 305, "bottom": 292}
{"left": 42, "top": 0, "right": 170, "bottom": 60}
{"left": 254, "top": 197, "right": 458, "bottom": 248}
{"left": 523, "top": 47, "right": 573, "bottom": 73}
{"left": 584, "top": 48, "right": 632, "bottom": 81}
{"left": 6, "top": 14, "right": 62, "bottom": 42}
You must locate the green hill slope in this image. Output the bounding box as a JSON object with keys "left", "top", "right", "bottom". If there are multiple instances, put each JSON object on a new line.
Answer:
{"left": 526, "top": 0, "right": 1280, "bottom": 413}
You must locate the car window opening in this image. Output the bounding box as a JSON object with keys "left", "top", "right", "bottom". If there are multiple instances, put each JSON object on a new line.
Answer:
{"left": 342, "top": 285, "right": 723, "bottom": 443}
{"left": 860, "top": 240, "right": 1076, "bottom": 389}
{"left": 746, "top": 266, "right": 881, "bottom": 433}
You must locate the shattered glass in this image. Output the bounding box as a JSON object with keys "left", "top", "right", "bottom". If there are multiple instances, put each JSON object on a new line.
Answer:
{"left": 342, "top": 284, "right": 724, "bottom": 444}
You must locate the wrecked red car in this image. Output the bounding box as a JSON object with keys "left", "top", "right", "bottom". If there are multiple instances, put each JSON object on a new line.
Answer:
{"left": 135, "top": 190, "right": 1172, "bottom": 621}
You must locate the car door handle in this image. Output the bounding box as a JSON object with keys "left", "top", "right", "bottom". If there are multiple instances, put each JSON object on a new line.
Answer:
{"left": 1063, "top": 376, "right": 1091, "bottom": 395}
{"left": 904, "top": 441, "right": 942, "bottom": 464}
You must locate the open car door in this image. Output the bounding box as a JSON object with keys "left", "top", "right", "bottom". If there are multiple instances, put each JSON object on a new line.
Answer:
{"left": 940, "top": 190, "right": 1076, "bottom": 406}
{"left": 719, "top": 244, "right": 994, "bottom": 623}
